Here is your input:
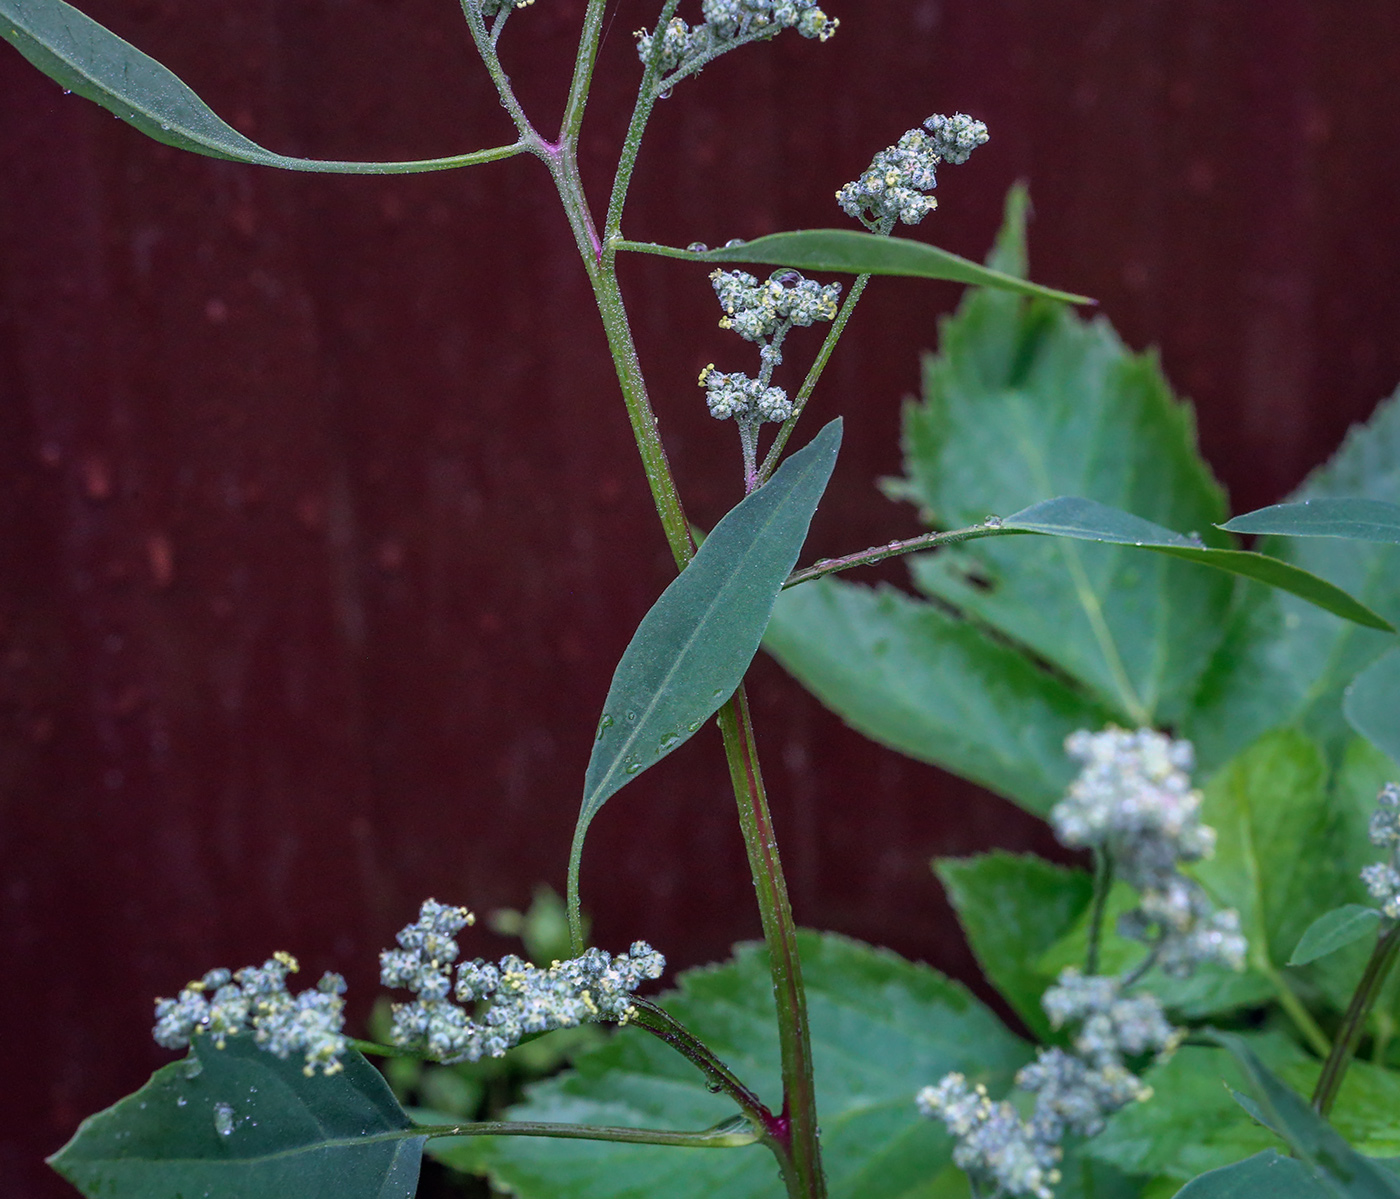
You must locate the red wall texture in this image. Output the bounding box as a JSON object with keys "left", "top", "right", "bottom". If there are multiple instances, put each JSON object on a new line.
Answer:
{"left": 2, "top": 1, "right": 1398, "bottom": 1193}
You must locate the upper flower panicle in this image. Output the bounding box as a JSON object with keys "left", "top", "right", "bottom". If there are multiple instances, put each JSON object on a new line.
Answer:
{"left": 837, "top": 113, "right": 988, "bottom": 233}
{"left": 636, "top": 1, "right": 837, "bottom": 80}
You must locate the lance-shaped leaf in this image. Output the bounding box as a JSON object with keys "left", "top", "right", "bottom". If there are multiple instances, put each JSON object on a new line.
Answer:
{"left": 0, "top": 0, "right": 519, "bottom": 173}
{"left": 1290, "top": 905, "right": 1384, "bottom": 966}
{"left": 1223, "top": 498, "right": 1400, "bottom": 545}
{"left": 614, "top": 230, "right": 1092, "bottom": 304}
{"left": 570, "top": 421, "right": 842, "bottom": 916}
{"left": 1345, "top": 649, "right": 1400, "bottom": 765}
{"left": 1174, "top": 1150, "right": 1332, "bottom": 1199}
{"left": 48, "top": 1037, "right": 424, "bottom": 1199}
{"left": 1001, "top": 497, "right": 1394, "bottom": 632}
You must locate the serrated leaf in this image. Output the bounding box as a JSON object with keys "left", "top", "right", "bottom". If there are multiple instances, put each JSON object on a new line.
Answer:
{"left": 615, "top": 230, "right": 1091, "bottom": 304}
{"left": 1186, "top": 389, "right": 1400, "bottom": 769}
{"left": 48, "top": 1037, "right": 423, "bottom": 1199}
{"left": 1000, "top": 497, "right": 1392, "bottom": 632}
{"left": 0, "top": 0, "right": 510, "bottom": 173}
{"left": 480, "top": 932, "right": 1030, "bottom": 1199}
{"left": 1290, "top": 906, "right": 1384, "bottom": 966}
{"left": 1223, "top": 498, "right": 1400, "bottom": 545}
{"left": 1174, "top": 1150, "right": 1331, "bottom": 1199}
{"left": 1345, "top": 649, "right": 1400, "bottom": 765}
{"left": 934, "top": 853, "right": 1093, "bottom": 1037}
{"left": 1203, "top": 1030, "right": 1400, "bottom": 1199}
{"left": 572, "top": 421, "right": 840, "bottom": 908}
{"left": 764, "top": 577, "right": 1116, "bottom": 814}
{"left": 894, "top": 188, "right": 1237, "bottom": 728}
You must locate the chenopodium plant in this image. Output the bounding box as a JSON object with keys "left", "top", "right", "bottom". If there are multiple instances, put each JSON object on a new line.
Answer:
{"left": 7, "top": 1, "right": 1399, "bottom": 1197}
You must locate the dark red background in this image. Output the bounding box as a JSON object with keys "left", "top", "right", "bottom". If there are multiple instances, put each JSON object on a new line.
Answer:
{"left": 2, "top": 1, "right": 1398, "bottom": 1193}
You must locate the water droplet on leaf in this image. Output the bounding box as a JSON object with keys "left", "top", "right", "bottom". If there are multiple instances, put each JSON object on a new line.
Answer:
{"left": 625, "top": 710, "right": 637, "bottom": 723}
{"left": 595, "top": 714, "right": 614, "bottom": 741}
{"left": 623, "top": 759, "right": 641, "bottom": 775}
{"left": 176, "top": 1096, "right": 187, "bottom": 1107}
{"left": 983, "top": 515, "right": 1002, "bottom": 529}
{"left": 214, "top": 1102, "right": 235, "bottom": 1137}
{"left": 182, "top": 1057, "right": 204, "bottom": 1079}
{"left": 724, "top": 238, "right": 744, "bottom": 248}
{"left": 687, "top": 242, "right": 708, "bottom": 253}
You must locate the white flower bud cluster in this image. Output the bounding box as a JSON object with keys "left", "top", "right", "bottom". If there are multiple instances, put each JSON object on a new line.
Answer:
{"left": 711, "top": 269, "right": 842, "bottom": 342}
{"left": 153, "top": 951, "right": 349, "bottom": 1076}
{"left": 836, "top": 113, "right": 988, "bottom": 232}
{"left": 381, "top": 899, "right": 665, "bottom": 1064}
{"left": 1361, "top": 783, "right": 1400, "bottom": 920}
{"left": 917, "top": 1075, "right": 1062, "bottom": 1199}
{"left": 1053, "top": 727, "right": 1247, "bottom": 976}
{"left": 699, "top": 366, "right": 792, "bottom": 423}
{"left": 478, "top": 0, "right": 534, "bottom": 17}
{"left": 636, "top": 1, "right": 837, "bottom": 77}
{"left": 920, "top": 972, "right": 1180, "bottom": 1197}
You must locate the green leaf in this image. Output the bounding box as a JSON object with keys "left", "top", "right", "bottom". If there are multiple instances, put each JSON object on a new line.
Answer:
{"left": 1345, "top": 649, "right": 1400, "bottom": 765}
{"left": 1001, "top": 497, "right": 1393, "bottom": 633}
{"left": 764, "top": 577, "right": 1116, "bottom": 815}
{"left": 48, "top": 1037, "right": 424, "bottom": 1199}
{"left": 1290, "top": 906, "right": 1384, "bottom": 966}
{"left": 1186, "top": 388, "right": 1400, "bottom": 769}
{"left": 894, "top": 187, "right": 1238, "bottom": 728}
{"left": 614, "top": 229, "right": 1092, "bottom": 304}
{"left": 934, "top": 853, "right": 1094, "bottom": 1038}
{"left": 1174, "top": 1151, "right": 1331, "bottom": 1199}
{"left": 572, "top": 421, "right": 841, "bottom": 905}
{"left": 1203, "top": 1030, "right": 1400, "bottom": 1198}
{"left": 0, "top": 0, "right": 515, "bottom": 173}
{"left": 481, "top": 931, "right": 1030, "bottom": 1199}
{"left": 1223, "top": 498, "right": 1400, "bottom": 545}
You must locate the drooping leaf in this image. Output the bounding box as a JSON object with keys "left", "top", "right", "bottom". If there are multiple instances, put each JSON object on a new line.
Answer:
{"left": 1203, "top": 1030, "right": 1400, "bottom": 1198}
{"left": 1186, "top": 389, "right": 1400, "bottom": 769}
{"left": 764, "top": 578, "right": 1116, "bottom": 815}
{"left": 48, "top": 1037, "right": 424, "bottom": 1199}
{"left": 892, "top": 187, "right": 1238, "bottom": 728}
{"left": 480, "top": 932, "right": 1030, "bottom": 1199}
{"left": 1223, "top": 498, "right": 1400, "bottom": 545}
{"left": 1345, "top": 649, "right": 1400, "bottom": 765}
{"left": 572, "top": 421, "right": 841, "bottom": 913}
{"left": 1290, "top": 906, "right": 1384, "bottom": 966}
{"left": 934, "top": 853, "right": 1093, "bottom": 1038}
{"left": 0, "top": 0, "right": 515, "bottom": 173}
{"left": 1173, "top": 1150, "right": 1331, "bottom": 1199}
{"left": 1000, "top": 497, "right": 1392, "bottom": 633}
{"left": 1091, "top": 1033, "right": 1400, "bottom": 1188}
{"left": 615, "top": 229, "right": 1092, "bottom": 304}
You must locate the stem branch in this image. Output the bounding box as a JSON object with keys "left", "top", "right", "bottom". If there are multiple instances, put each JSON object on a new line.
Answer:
{"left": 1313, "top": 921, "right": 1400, "bottom": 1116}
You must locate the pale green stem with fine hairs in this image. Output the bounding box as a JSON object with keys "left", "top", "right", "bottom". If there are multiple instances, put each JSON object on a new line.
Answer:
{"left": 473, "top": 5, "right": 828, "bottom": 1196}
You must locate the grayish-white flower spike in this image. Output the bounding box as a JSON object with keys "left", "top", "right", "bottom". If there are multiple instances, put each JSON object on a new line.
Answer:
{"left": 153, "top": 951, "right": 349, "bottom": 1076}
{"left": 636, "top": 0, "right": 837, "bottom": 79}
{"left": 917, "top": 1074, "right": 1062, "bottom": 1199}
{"left": 836, "top": 113, "right": 988, "bottom": 233}
{"left": 382, "top": 899, "right": 665, "bottom": 1065}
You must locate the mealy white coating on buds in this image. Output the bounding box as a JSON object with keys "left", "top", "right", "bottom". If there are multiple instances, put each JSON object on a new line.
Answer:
{"left": 152, "top": 951, "right": 349, "bottom": 1076}
{"left": 917, "top": 1075, "right": 1063, "bottom": 1199}
{"left": 1360, "top": 784, "right": 1400, "bottom": 919}
{"left": 636, "top": 1, "right": 838, "bottom": 77}
{"left": 837, "top": 113, "right": 988, "bottom": 232}
{"left": 478, "top": 0, "right": 534, "bottom": 17}
{"left": 1054, "top": 726, "right": 1247, "bottom": 976}
{"left": 711, "top": 269, "right": 842, "bottom": 341}
{"left": 381, "top": 899, "right": 664, "bottom": 1064}
{"left": 1370, "top": 783, "right": 1400, "bottom": 849}
{"left": 699, "top": 367, "right": 792, "bottom": 423}
{"left": 1041, "top": 969, "right": 1181, "bottom": 1066}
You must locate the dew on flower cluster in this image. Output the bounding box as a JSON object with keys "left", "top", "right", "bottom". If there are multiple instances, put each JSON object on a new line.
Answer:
{"left": 636, "top": 1, "right": 838, "bottom": 79}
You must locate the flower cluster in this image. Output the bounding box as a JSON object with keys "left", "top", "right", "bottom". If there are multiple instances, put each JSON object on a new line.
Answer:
{"left": 699, "top": 366, "right": 792, "bottom": 422}
{"left": 381, "top": 899, "right": 665, "bottom": 1064}
{"left": 478, "top": 0, "right": 534, "bottom": 17}
{"left": 920, "top": 974, "right": 1179, "bottom": 1199}
{"left": 1361, "top": 782, "right": 1400, "bottom": 920}
{"left": 836, "top": 113, "right": 988, "bottom": 232}
{"left": 636, "top": 2, "right": 838, "bottom": 78}
{"left": 1053, "top": 727, "right": 1246, "bottom": 976}
{"left": 153, "top": 951, "right": 349, "bottom": 1076}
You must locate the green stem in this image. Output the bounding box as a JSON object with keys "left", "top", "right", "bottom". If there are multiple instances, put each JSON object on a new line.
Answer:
{"left": 1312, "top": 921, "right": 1400, "bottom": 1116}
{"left": 457, "top": 1, "right": 543, "bottom": 143}
{"left": 1086, "top": 850, "right": 1114, "bottom": 977}
{"left": 414, "top": 1118, "right": 757, "bottom": 1148}
{"left": 759, "top": 272, "right": 871, "bottom": 482}
{"left": 782, "top": 521, "right": 1012, "bottom": 588}
{"left": 1258, "top": 960, "right": 1333, "bottom": 1059}
{"left": 716, "top": 688, "right": 825, "bottom": 1199}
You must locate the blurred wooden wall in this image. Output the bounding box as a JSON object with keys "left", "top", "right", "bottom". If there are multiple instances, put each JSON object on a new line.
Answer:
{"left": 2, "top": 0, "right": 1397, "bottom": 1191}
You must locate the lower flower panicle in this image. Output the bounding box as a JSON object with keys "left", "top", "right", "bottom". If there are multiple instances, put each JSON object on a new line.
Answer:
{"left": 152, "top": 951, "right": 349, "bottom": 1076}
{"left": 381, "top": 900, "right": 665, "bottom": 1064}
